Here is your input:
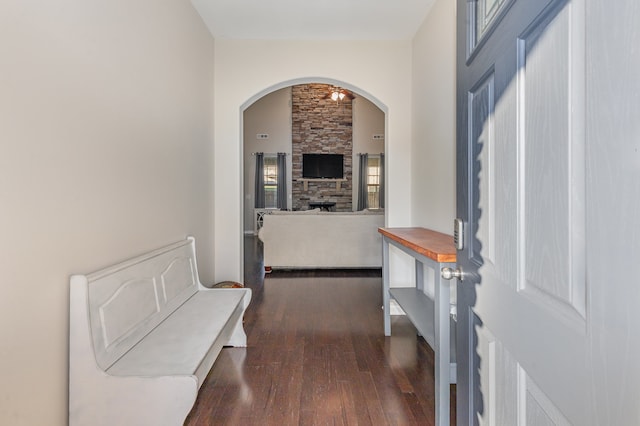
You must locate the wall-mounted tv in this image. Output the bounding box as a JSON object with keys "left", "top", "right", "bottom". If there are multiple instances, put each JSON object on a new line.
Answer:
{"left": 302, "top": 153, "right": 344, "bottom": 179}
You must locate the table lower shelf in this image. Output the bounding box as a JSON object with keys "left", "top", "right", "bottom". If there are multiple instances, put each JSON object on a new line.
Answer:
{"left": 389, "top": 287, "right": 457, "bottom": 383}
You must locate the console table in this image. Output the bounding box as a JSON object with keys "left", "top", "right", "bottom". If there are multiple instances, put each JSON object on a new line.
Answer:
{"left": 378, "top": 227, "right": 456, "bottom": 426}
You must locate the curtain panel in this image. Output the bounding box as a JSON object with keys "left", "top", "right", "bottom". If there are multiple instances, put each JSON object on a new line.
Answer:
{"left": 379, "top": 153, "right": 385, "bottom": 209}
{"left": 276, "top": 153, "right": 287, "bottom": 210}
{"left": 254, "top": 152, "right": 265, "bottom": 208}
{"left": 357, "top": 153, "right": 369, "bottom": 211}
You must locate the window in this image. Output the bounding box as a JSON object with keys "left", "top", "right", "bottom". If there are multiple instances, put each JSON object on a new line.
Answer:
{"left": 367, "top": 156, "right": 381, "bottom": 209}
{"left": 263, "top": 155, "right": 278, "bottom": 208}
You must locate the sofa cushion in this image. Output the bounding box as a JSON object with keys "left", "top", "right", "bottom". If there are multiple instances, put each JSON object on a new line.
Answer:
{"left": 270, "top": 208, "right": 321, "bottom": 215}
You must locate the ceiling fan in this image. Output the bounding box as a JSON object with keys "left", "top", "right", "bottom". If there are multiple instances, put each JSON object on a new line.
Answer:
{"left": 322, "top": 87, "right": 355, "bottom": 102}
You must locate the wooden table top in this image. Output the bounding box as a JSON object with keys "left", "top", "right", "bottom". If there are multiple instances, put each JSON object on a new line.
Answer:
{"left": 378, "top": 227, "right": 457, "bottom": 263}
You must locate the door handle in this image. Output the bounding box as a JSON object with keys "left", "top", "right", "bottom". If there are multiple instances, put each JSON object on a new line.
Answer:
{"left": 441, "top": 266, "right": 465, "bottom": 281}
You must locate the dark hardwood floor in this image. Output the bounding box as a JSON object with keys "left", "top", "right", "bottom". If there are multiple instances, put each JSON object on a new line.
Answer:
{"left": 185, "top": 236, "right": 455, "bottom": 425}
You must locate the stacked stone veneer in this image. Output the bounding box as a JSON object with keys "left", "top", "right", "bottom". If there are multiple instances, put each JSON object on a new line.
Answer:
{"left": 291, "top": 84, "right": 353, "bottom": 211}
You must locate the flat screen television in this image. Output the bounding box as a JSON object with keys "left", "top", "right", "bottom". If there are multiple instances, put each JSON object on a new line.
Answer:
{"left": 302, "top": 153, "right": 344, "bottom": 179}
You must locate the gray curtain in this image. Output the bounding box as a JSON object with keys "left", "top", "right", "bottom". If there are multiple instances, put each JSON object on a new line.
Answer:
{"left": 254, "top": 152, "right": 265, "bottom": 208}
{"left": 357, "top": 153, "right": 368, "bottom": 211}
{"left": 276, "top": 152, "right": 287, "bottom": 210}
{"left": 379, "top": 153, "right": 385, "bottom": 209}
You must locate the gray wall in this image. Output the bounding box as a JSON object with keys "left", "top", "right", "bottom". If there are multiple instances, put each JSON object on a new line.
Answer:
{"left": 352, "top": 96, "right": 386, "bottom": 208}
{"left": 243, "top": 87, "right": 293, "bottom": 232}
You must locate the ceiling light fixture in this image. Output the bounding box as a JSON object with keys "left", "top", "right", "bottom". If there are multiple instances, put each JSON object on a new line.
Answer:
{"left": 330, "top": 88, "right": 346, "bottom": 102}
{"left": 331, "top": 90, "right": 345, "bottom": 102}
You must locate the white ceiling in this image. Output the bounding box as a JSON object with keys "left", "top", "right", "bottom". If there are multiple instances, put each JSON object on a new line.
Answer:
{"left": 191, "top": 0, "right": 436, "bottom": 40}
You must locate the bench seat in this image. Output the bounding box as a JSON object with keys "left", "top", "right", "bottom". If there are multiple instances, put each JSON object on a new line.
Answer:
{"left": 107, "top": 289, "right": 246, "bottom": 382}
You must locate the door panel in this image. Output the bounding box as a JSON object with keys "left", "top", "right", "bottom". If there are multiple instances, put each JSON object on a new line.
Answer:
{"left": 520, "top": 369, "right": 572, "bottom": 426}
{"left": 468, "top": 71, "right": 495, "bottom": 267}
{"left": 474, "top": 322, "right": 496, "bottom": 426}
{"left": 518, "top": 0, "right": 587, "bottom": 322}
{"left": 456, "top": 0, "right": 592, "bottom": 424}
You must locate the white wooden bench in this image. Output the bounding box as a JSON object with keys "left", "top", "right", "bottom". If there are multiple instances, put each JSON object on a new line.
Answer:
{"left": 69, "top": 237, "right": 251, "bottom": 426}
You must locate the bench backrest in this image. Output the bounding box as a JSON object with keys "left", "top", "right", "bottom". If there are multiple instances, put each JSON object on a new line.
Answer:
{"left": 85, "top": 237, "right": 201, "bottom": 370}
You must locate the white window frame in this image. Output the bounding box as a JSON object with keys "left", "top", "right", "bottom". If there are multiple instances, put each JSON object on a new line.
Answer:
{"left": 263, "top": 155, "right": 278, "bottom": 209}
{"left": 366, "top": 155, "right": 381, "bottom": 209}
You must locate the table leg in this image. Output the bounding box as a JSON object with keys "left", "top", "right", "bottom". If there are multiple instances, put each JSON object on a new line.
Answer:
{"left": 415, "top": 258, "right": 424, "bottom": 293}
{"left": 434, "top": 267, "right": 451, "bottom": 426}
{"left": 382, "top": 237, "right": 391, "bottom": 336}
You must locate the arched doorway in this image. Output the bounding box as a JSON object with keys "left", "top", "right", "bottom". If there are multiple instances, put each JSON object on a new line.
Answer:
{"left": 240, "top": 79, "right": 387, "bottom": 277}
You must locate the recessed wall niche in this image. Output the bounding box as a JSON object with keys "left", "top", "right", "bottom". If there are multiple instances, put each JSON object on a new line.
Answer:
{"left": 291, "top": 83, "right": 353, "bottom": 211}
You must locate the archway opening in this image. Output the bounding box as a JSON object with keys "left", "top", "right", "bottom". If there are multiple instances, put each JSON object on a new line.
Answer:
{"left": 240, "top": 79, "right": 388, "bottom": 278}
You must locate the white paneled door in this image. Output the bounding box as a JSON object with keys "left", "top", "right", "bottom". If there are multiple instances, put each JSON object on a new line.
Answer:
{"left": 455, "top": 0, "right": 640, "bottom": 424}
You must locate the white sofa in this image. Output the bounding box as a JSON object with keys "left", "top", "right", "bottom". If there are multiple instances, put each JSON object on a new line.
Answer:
{"left": 69, "top": 237, "right": 251, "bottom": 426}
{"left": 258, "top": 209, "right": 385, "bottom": 269}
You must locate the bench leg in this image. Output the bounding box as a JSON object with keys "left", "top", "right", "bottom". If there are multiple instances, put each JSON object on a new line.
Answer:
{"left": 225, "top": 289, "right": 251, "bottom": 347}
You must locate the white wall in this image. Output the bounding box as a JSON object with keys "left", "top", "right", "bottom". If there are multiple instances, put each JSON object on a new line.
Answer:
{"left": 352, "top": 97, "right": 386, "bottom": 209}
{"left": 0, "top": 2, "right": 215, "bottom": 424}
{"left": 411, "top": 0, "right": 457, "bottom": 234}
{"left": 213, "top": 40, "right": 414, "bottom": 281}
{"left": 243, "top": 87, "right": 293, "bottom": 232}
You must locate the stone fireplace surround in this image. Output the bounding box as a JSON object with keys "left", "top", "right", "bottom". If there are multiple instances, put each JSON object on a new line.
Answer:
{"left": 291, "top": 84, "right": 353, "bottom": 212}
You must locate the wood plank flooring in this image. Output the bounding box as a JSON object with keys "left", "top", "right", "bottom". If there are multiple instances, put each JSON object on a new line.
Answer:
{"left": 185, "top": 237, "right": 455, "bottom": 425}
